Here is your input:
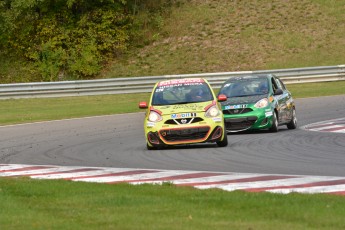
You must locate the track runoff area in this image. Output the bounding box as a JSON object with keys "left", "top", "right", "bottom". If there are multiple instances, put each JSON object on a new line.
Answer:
{"left": 1, "top": 163, "right": 345, "bottom": 196}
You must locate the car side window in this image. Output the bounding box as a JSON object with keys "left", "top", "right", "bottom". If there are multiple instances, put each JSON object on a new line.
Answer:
{"left": 278, "top": 78, "right": 287, "bottom": 90}
{"left": 274, "top": 77, "right": 284, "bottom": 90}
{"left": 271, "top": 77, "right": 279, "bottom": 92}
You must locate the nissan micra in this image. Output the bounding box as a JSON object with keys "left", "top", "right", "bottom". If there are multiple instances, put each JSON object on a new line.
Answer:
{"left": 139, "top": 78, "right": 228, "bottom": 150}
{"left": 218, "top": 74, "right": 297, "bottom": 133}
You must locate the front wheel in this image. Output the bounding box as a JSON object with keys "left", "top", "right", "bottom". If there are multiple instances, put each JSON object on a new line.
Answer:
{"left": 217, "top": 133, "right": 228, "bottom": 147}
{"left": 287, "top": 108, "right": 297, "bottom": 129}
{"left": 269, "top": 111, "right": 279, "bottom": 132}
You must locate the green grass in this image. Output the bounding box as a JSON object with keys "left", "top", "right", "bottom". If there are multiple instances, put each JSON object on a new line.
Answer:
{"left": 0, "top": 93, "right": 150, "bottom": 125}
{"left": 0, "top": 177, "right": 344, "bottom": 230}
{"left": 100, "top": 0, "right": 345, "bottom": 79}
{"left": 288, "top": 81, "right": 345, "bottom": 98}
{"left": 1, "top": 81, "right": 344, "bottom": 126}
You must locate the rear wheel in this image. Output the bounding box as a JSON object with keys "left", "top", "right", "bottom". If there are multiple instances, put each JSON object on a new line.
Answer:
{"left": 269, "top": 111, "right": 279, "bottom": 132}
{"left": 217, "top": 133, "right": 228, "bottom": 147}
{"left": 287, "top": 108, "right": 297, "bottom": 129}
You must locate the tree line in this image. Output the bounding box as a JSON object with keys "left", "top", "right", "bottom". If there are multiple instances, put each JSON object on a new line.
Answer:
{"left": 0, "top": 0, "right": 180, "bottom": 82}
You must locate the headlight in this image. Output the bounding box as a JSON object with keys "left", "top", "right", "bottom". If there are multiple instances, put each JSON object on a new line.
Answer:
{"left": 205, "top": 105, "right": 220, "bottom": 117}
{"left": 254, "top": 98, "right": 269, "bottom": 108}
{"left": 148, "top": 111, "right": 162, "bottom": 122}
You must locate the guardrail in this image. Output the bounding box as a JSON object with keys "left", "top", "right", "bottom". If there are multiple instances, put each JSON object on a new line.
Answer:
{"left": 1, "top": 65, "right": 344, "bottom": 99}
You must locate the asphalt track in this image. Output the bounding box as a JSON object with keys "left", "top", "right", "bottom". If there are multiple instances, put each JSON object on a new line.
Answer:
{"left": 1, "top": 95, "right": 344, "bottom": 177}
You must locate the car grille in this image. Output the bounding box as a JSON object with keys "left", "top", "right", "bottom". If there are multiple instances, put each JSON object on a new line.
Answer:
{"left": 164, "top": 117, "right": 204, "bottom": 125}
{"left": 224, "top": 117, "right": 257, "bottom": 131}
{"left": 159, "top": 127, "right": 210, "bottom": 142}
{"left": 223, "top": 108, "right": 253, "bottom": 115}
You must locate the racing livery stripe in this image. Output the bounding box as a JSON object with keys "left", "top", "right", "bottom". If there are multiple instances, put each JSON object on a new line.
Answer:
{"left": 1, "top": 164, "right": 345, "bottom": 196}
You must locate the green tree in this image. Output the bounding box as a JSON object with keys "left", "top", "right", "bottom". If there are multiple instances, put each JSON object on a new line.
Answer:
{"left": 0, "top": 0, "right": 131, "bottom": 81}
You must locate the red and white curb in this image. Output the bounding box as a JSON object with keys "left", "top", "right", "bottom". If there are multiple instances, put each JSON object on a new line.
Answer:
{"left": 1, "top": 164, "right": 345, "bottom": 196}
{"left": 303, "top": 117, "right": 345, "bottom": 133}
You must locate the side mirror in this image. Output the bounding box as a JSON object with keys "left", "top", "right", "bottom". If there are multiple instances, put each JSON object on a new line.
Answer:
{"left": 139, "top": 102, "right": 148, "bottom": 109}
{"left": 217, "top": 94, "right": 227, "bottom": 102}
{"left": 274, "top": 89, "right": 283, "bottom": 95}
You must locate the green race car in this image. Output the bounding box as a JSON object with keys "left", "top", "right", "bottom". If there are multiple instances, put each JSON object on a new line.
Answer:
{"left": 139, "top": 78, "right": 228, "bottom": 150}
{"left": 218, "top": 74, "right": 297, "bottom": 133}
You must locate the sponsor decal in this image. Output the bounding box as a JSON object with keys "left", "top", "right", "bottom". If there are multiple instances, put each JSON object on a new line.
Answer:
{"left": 171, "top": 113, "right": 197, "bottom": 119}
{"left": 265, "top": 111, "right": 273, "bottom": 117}
{"left": 158, "top": 78, "right": 204, "bottom": 86}
{"left": 155, "top": 79, "right": 206, "bottom": 92}
{"left": 212, "top": 117, "right": 222, "bottom": 122}
{"left": 224, "top": 104, "right": 248, "bottom": 110}
{"left": 147, "top": 122, "right": 156, "bottom": 127}
{"left": 172, "top": 104, "right": 202, "bottom": 110}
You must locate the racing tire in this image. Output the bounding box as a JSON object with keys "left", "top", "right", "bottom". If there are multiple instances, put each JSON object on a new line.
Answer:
{"left": 217, "top": 133, "right": 228, "bottom": 147}
{"left": 287, "top": 108, "right": 297, "bottom": 129}
{"left": 269, "top": 111, "right": 279, "bottom": 133}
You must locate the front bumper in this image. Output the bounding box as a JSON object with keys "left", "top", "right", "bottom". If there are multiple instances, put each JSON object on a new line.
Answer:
{"left": 146, "top": 125, "right": 225, "bottom": 147}
{"left": 223, "top": 108, "right": 274, "bottom": 132}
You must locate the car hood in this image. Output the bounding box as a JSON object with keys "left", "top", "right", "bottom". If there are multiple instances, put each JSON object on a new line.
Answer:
{"left": 152, "top": 101, "right": 214, "bottom": 115}
{"left": 221, "top": 95, "right": 267, "bottom": 106}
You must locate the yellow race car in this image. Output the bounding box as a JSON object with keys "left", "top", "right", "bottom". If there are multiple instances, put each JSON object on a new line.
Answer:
{"left": 139, "top": 78, "right": 228, "bottom": 150}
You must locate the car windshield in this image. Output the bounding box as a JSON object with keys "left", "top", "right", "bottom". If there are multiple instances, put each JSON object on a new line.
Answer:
{"left": 151, "top": 79, "right": 214, "bottom": 106}
{"left": 219, "top": 77, "right": 269, "bottom": 97}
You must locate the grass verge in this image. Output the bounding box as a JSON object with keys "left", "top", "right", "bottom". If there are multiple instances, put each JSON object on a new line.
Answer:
{"left": 103, "top": 0, "right": 345, "bottom": 79}
{"left": 0, "top": 81, "right": 344, "bottom": 126}
{"left": 0, "top": 177, "right": 344, "bottom": 230}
